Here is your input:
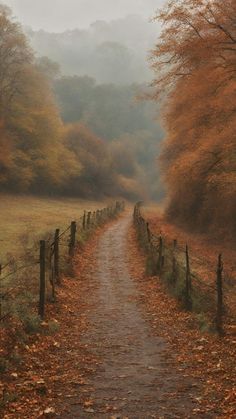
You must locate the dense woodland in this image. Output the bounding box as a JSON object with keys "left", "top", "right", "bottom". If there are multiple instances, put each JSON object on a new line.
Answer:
{"left": 53, "top": 77, "right": 163, "bottom": 198}
{"left": 1, "top": 0, "right": 236, "bottom": 237}
{"left": 0, "top": 5, "right": 163, "bottom": 200}
{"left": 1, "top": 3, "right": 236, "bottom": 417}
{"left": 151, "top": 0, "right": 236, "bottom": 236}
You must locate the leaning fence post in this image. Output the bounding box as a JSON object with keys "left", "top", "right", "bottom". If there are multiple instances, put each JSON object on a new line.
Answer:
{"left": 185, "top": 245, "right": 192, "bottom": 310}
{"left": 39, "top": 240, "right": 46, "bottom": 319}
{"left": 216, "top": 254, "right": 224, "bottom": 335}
{"left": 69, "top": 221, "right": 77, "bottom": 257}
{"left": 54, "top": 229, "right": 60, "bottom": 284}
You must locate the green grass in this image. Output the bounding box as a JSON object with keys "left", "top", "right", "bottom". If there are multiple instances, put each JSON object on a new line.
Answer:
{"left": 0, "top": 194, "right": 107, "bottom": 261}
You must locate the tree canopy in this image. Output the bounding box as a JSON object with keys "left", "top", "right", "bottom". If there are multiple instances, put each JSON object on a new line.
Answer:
{"left": 0, "top": 6, "right": 80, "bottom": 194}
{"left": 0, "top": 6, "right": 162, "bottom": 200}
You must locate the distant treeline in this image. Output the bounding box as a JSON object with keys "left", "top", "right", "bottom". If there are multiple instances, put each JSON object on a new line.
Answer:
{"left": 152, "top": 0, "right": 236, "bottom": 237}
{"left": 0, "top": 5, "right": 163, "bottom": 200}
{"left": 53, "top": 76, "right": 164, "bottom": 199}
{"left": 27, "top": 15, "right": 157, "bottom": 84}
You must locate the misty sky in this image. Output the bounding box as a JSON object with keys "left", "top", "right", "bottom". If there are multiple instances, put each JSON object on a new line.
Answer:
{"left": 1, "top": 0, "right": 166, "bottom": 32}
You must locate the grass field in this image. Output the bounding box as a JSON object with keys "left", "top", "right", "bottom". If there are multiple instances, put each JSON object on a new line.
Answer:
{"left": 0, "top": 194, "right": 107, "bottom": 262}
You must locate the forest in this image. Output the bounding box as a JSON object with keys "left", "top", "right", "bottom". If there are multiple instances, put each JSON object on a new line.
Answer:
{"left": 0, "top": 0, "right": 236, "bottom": 233}
{"left": 0, "top": 1, "right": 236, "bottom": 418}
{"left": 151, "top": 0, "right": 236, "bottom": 237}
{"left": 0, "top": 5, "right": 163, "bottom": 200}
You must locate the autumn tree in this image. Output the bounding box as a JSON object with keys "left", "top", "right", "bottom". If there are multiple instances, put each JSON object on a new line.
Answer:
{"left": 54, "top": 75, "right": 164, "bottom": 199}
{"left": 151, "top": 0, "right": 236, "bottom": 235}
{"left": 64, "top": 123, "right": 119, "bottom": 198}
{"left": 0, "top": 6, "right": 79, "bottom": 193}
{"left": 0, "top": 5, "right": 154, "bottom": 200}
{"left": 0, "top": 5, "right": 32, "bottom": 120}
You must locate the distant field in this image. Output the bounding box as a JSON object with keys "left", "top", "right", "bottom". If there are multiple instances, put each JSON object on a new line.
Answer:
{"left": 0, "top": 194, "right": 107, "bottom": 261}
{"left": 141, "top": 202, "right": 165, "bottom": 217}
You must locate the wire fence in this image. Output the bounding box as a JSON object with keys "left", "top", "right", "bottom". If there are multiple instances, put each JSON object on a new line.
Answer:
{"left": 133, "top": 202, "right": 236, "bottom": 336}
{"left": 0, "top": 201, "right": 125, "bottom": 325}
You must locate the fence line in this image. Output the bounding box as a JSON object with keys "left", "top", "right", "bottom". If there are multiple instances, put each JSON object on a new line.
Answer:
{"left": 133, "top": 202, "right": 235, "bottom": 336}
{"left": 0, "top": 201, "right": 125, "bottom": 322}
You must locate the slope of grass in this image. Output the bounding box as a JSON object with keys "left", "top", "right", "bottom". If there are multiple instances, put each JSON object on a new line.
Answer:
{"left": 0, "top": 194, "right": 107, "bottom": 261}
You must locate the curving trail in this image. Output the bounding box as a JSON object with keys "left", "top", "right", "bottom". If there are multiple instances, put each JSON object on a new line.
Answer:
{"left": 67, "top": 215, "right": 204, "bottom": 418}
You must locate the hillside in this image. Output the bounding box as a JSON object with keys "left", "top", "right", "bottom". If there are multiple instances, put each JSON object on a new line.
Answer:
{"left": 27, "top": 15, "right": 158, "bottom": 84}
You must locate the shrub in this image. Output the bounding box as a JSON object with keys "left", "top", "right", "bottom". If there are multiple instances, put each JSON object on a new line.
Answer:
{"left": 22, "top": 314, "right": 41, "bottom": 334}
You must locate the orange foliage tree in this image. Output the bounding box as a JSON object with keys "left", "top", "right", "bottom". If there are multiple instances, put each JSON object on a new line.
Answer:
{"left": 0, "top": 5, "right": 150, "bottom": 199}
{"left": 151, "top": 0, "right": 236, "bottom": 235}
{"left": 0, "top": 6, "right": 79, "bottom": 193}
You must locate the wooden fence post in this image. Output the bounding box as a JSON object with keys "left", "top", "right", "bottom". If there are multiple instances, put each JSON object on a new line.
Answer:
{"left": 83, "top": 211, "right": 86, "bottom": 230}
{"left": 69, "top": 221, "right": 77, "bottom": 257}
{"left": 87, "top": 212, "right": 91, "bottom": 228}
{"left": 146, "top": 222, "right": 151, "bottom": 245}
{"left": 216, "top": 253, "right": 224, "bottom": 336}
{"left": 185, "top": 245, "right": 192, "bottom": 310}
{"left": 49, "top": 248, "right": 56, "bottom": 302}
{"left": 39, "top": 240, "right": 46, "bottom": 319}
{"left": 54, "top": 229, "right": 60, "bottom": 284}
{"left": 139, "top": 217, "right": 144, "bottom": 246}
{"left": 92, "top": 211, "right": 96, "bottom": 226}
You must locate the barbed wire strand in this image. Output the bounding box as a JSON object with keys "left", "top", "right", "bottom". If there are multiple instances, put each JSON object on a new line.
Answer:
{"left": 0, "top": 261, "right": 39, "bottom": 281}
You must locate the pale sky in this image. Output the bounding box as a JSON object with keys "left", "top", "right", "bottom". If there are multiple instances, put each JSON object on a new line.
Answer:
{"left": 1, "top": 0, "right": 165, "bottom": 32}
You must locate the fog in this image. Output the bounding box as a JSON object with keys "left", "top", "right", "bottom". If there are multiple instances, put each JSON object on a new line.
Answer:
{"left": 2, "top": 0, "right": 166, "bottom": 32}
{"left": 28, "top": 15, "right": 158, "bottom": 84}
{"left": 1, "top": 0, "right": 166, "bottom": 84}
{"left": 0, "top": 0, "right": 166, "bottom": 200}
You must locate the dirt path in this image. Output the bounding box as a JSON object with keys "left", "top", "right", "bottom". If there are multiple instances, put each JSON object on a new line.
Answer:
{"left": 63, "top": 215, "right": 205, "bottom": 419}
